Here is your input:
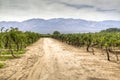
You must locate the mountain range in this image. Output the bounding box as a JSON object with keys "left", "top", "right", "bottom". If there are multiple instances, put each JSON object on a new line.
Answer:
{"left": 0, "top": 18, "right": 120, "bottom": 34}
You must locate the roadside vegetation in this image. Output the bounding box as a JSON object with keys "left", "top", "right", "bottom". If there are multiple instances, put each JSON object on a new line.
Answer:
{"left": 52, "top": 28, "right": 120, "bottom": 62}
{"left": 0, "top": 27, "right": 40, "bottom": 68}
{"left": 0, "top": 62, "right": 5, "bottom": 68}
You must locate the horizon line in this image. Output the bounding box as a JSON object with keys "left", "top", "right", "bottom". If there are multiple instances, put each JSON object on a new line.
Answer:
{"left": 0, "top": 18, "right": 120, "bottom": 22}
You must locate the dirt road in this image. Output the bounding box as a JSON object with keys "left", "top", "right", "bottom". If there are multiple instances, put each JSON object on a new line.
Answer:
{"left": 0, "top": 38, "right": 120, "bottom": 80}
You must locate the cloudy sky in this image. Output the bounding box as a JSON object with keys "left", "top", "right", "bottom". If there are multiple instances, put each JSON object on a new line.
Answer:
{"left": 0, "top": 0, "right": 120, "bottom": 21}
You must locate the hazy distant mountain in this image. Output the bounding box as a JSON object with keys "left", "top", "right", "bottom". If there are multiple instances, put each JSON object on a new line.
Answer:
{"left": 0, "top": 18, "right": 120, "bottom": 34}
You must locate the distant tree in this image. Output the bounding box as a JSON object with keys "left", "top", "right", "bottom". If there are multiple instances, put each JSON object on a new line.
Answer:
{"left": 53, "top": 31, "right": 60, "bottom": 35}
{"left": 101, "top": 28, "right": 120, "bottom": 32}
{"left": 0, "top": 27, "right": 4, "bottom": 33}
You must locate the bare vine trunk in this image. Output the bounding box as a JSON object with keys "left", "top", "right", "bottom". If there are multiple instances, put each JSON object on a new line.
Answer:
{"left": 106, "top": 46, "right": 110, "bottom": 61}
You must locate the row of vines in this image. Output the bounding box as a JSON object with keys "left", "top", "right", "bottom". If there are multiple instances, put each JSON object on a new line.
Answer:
{"left": 0, "top": 27, "right": 40, "bottom": 58}
{"left": 52, "top": 32, "right": 120, "bottom": 61}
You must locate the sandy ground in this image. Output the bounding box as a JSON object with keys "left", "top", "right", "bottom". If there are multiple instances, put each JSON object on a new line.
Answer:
{"left": 0, "top": 38, "right": 120, "bottom": 80}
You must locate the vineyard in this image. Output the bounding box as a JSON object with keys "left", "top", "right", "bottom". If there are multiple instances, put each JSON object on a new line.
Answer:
{"left": 52, "top": 32, "right": 120, "bottom": 62}
{"left": 0, "top": 27, "right": 40, "bottom": 68}
{"left": 0, "top": 30, "right": 120, "bottom": 80}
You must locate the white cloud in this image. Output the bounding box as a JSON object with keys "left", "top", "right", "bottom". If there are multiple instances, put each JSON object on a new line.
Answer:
{"left": 0, "top": 0, "right": 120, "bottom": 21}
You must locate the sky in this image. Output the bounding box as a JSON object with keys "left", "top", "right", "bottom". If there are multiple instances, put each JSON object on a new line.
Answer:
{"left": 0, "top": 0, "right": 120, "bottom": 21}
